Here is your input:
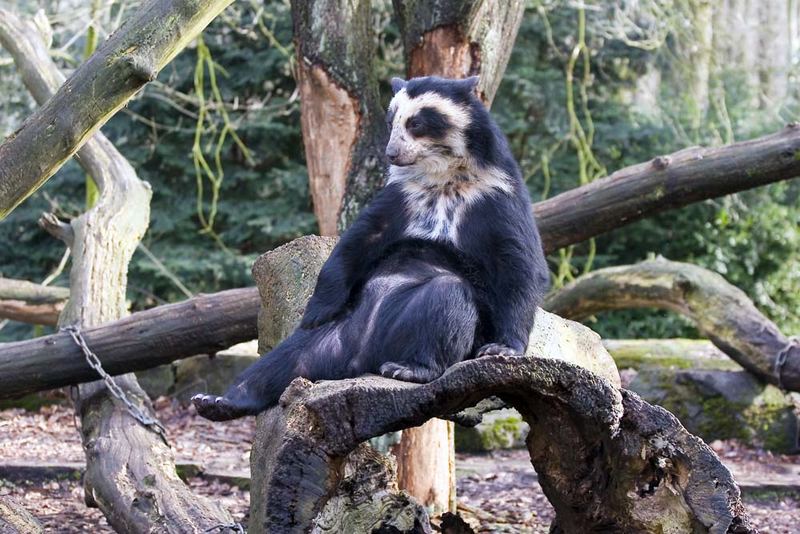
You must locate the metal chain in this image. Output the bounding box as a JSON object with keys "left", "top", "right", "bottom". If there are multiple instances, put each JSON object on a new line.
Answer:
{"left": 205, "top": 523, "right": 245, "bottom": 533}
{"left": 61, "top": 325, "right": 169, "bottom": 445}
{"left": 774, "top": 335, "right": 799, "bottom": 391}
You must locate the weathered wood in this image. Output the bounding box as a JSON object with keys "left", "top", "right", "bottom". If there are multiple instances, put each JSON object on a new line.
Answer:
{"left": 0, "top": 11, "right": 234, "bottom": 531}
{"left": 535, "top": 125, "right": 800, "bottom": 253}
{"left": 249, "top": 356, "right": 754, "bottom": 533}
{"left": 0, "top": 0, "right": 235, "bottom": 219}
{"left": 291, "top": 0, "right": 387, "bottom": 234}
{"left": 0, "top": 497, "right": 43, "bottom": 534}
{"left": 0, "top": 288, "right": 258, "bottom": 398}
{"left": 545, "top": 258, "right": 800, "bottom": 391}
{"left": 393, "top": 0, "right": 525, "bottom": 105}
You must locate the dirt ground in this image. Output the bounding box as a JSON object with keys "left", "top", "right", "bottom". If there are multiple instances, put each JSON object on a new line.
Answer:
{"left": 1, "top": 400, "right": 798, "bottom": 533}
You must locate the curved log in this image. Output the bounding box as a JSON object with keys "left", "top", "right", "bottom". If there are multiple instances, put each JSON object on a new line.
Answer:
{"left": 545, "top": 258, "right": 800, "bottom": 391}
{"left": 249, "top": 356, "right": 753, "bottom": 533}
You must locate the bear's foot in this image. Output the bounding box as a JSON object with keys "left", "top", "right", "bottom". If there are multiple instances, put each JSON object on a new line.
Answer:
{"left": 379, "top": 362, "right": 441, "bottom": 383}
{"left": 476, "top": 343, "right": 521, "bottom": 357}
{"left": 192, "top": 394, "right": 252, "bottom": 421}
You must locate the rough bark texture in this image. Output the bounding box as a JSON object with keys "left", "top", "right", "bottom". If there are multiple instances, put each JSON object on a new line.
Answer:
{"left": 393, "top": 0, "right": 525, "bottom": 105}
{"left": 0, "top": 287, "right": 259, "bottom": 399}
{"left": 0, "top": 497, "right": 43, "bottom": 534}
{"left": 249, "top": 356, "right": 753, "bottom": 533}
{"left": 0, "top": 0, "right": 234, "bottom": 219}
{"left": 249, "top": 236, "right": 621, "bottom": 520}
{"left": 0, "top": 11, "right": 233, "bottom": 531}
{"left": 534, "top": 124, "right": 800, "bottom": 253}
{"left": 545, "top": 257, "right": 800, "bottom": 392}
{"left": 291, "top": 0, "right": 387, "bottom": 234}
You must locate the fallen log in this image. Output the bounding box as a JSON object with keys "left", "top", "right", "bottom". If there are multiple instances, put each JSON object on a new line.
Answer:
{"left": 0, "top": 497, "right": 42, "bottom": 534}
{"left": 534, "top": 125, "right": 800, "bottom": 253}
{"left": 545, "top": 257, "right": 800, "bottom": 391}
{"left": 0, "top": 287, "right": 258, "bottom": 399}
{"left": 0, "top": 300, "right": 62, "bottom": 325}
{"left": 249, "top": 356, "right": 753, "bottom": 533}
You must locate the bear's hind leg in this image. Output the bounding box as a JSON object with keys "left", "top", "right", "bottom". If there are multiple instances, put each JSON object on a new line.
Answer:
{"left": 369, "top": 273, "right": 478, "bottom": 384}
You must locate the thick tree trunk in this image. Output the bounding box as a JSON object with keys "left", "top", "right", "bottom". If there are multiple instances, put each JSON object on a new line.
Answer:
{"left": 0, "top": 287, "right": 258, "bottom": 399}
{"left": 0, "top": 11, "right": 234, "bottom": 531}
{"left": 545, "top": 257, "right": 800, "bottom": 392}
{"left": 535, "top": 124, "right": 800, "bottom": 253}
{"left": 248, "top": 356, "right": 754, "bottom": 533}
{"left": 290, "top": 0, "right": 387, "bottom": 235}
{"left": 0, "top": 0, "right": 234, "bottom": 220}
{"left": 393, "top": 0, "right": 525, "bottom": 105}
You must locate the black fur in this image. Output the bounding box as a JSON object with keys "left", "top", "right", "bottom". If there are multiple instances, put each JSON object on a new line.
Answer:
{"left": 193, "top": 76, "right": 550, "bottom": 421}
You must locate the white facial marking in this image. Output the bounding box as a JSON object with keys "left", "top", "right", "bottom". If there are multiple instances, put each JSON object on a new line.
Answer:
{"left": 386, "top": 89, "right": 471, "bottom": 166}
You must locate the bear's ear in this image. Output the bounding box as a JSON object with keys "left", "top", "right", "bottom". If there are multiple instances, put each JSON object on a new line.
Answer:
{"left": 459, "top": 76, "right": 480, "bottom": 94}
{"left": 390, "top": 77, "right": 407, "bottom": 95}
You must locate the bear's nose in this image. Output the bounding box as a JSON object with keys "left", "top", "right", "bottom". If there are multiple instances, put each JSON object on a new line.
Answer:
{"left": 385, "top": 144, "right": 400, "bottom": 163}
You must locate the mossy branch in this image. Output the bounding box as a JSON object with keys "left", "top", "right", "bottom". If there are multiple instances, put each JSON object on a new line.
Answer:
{"left": 545, "top": 257, "right": 800, "bottom": 392}
{"left": 0, "top": 0, "right": 235, "bottom": 220}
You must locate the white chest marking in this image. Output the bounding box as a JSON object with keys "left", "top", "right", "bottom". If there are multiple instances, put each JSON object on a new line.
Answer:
{"left": 396, "top": 167, "right": 513, "bottom": 245}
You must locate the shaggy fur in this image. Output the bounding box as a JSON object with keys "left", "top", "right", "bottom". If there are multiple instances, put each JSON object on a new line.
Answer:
{"left": 193, "top": 76, "right": 549, "bottom": 421}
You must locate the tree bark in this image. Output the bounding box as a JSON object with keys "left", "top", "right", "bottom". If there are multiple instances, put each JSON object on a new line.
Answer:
{"left": 0, "top": 288, "right": 258, "bottom": 399}
{"left": 393, "top": 0, "right": 525, "bottom": 105}
{"left": 0, "top": 0, "right": 234, "bottom": 220}
{"left": 534, "top": 124, "right": 800, "bottom": 253}
{"left": 0, "top": 10, "right": 234, "bottom": 531}
{"left": 545, "top": 257, "right": 800, "bottom": 391}
{"left": 248, "top": 356, "right": 754, "bottom": 533}
{"left": 0, "top": 497, "right": 43, "bottom": 533}
{"left": 290, "top": 0, "right": 387, "bottom": 235}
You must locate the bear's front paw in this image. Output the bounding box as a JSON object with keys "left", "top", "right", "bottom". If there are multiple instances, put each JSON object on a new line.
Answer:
{"left": 192, "top": 393, "right": 249, "bottom": 422}
{"left": 476, "top": 343, "right": 522, "bottom": 358}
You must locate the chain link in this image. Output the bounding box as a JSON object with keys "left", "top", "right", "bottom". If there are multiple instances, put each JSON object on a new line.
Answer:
{"left": 61, "top": 325, "right": 169, "bottom": 445}
{"left": 774, "top": 335, "right": 799, "bottom": 391}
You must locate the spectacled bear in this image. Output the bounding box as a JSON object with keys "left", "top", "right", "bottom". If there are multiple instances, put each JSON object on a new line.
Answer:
{"left": 193, "top": 75, "right": 550, "bottom": 421}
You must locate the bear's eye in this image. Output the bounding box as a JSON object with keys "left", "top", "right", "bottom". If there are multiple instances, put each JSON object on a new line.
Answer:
{"left": 406, "top": 117, "right": 422, "bottom": 135}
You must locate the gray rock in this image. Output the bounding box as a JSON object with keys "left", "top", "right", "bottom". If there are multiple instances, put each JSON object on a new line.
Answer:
{"left": 629, "top": 368, "right": 800, "bottom": 453}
